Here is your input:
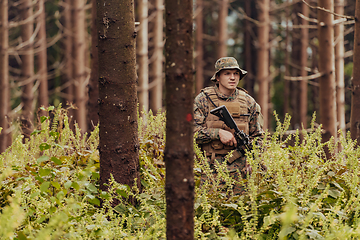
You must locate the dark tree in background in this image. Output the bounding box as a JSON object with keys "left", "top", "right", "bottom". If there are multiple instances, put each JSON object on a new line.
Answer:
{"left": 164, "top": 0, "right": 194, "bottom": 239}
{"left": 351, "top": 0, "right": 360, "bottom": 144}
{"left": 97, "top": 0, "right": 140, "bottom": 203}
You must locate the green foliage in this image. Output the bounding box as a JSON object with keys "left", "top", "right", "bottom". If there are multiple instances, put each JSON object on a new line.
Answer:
{"left": 2, "top": 108, "right": 360, "bottom": 239}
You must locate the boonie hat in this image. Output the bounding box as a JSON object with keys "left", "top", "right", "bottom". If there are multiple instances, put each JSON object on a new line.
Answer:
{"left": 210, "top": 57, "right": 247, "bottom": 82}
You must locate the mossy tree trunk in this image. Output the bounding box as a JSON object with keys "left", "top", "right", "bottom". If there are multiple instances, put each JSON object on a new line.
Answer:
{"left": 0, "top": 0, "right": 10, "bottom": 152}
{"left": 350, "top": 0, "right": 360, "bottom": 144}
{"left": 97, "top": 0, "right": 140, "bottom": 203}
{"left": 164, "top": 0, "right": 194, "bottom": 239}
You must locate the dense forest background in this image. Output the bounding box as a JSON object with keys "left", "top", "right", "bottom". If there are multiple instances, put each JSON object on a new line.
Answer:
{"left": 0, "top": 0, "right": 357, "bottom": 151}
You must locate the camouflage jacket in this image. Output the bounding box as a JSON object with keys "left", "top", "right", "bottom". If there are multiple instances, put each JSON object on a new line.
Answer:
{"left": 194, "top": 85, "right": 264, "bottom": 146}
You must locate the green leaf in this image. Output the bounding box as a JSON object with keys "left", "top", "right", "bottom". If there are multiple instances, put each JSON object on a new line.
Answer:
{"left": 72, "top": 182, "right": 80, "bottom": 191}
{"left": 86, "top": 183, "right": 98, "bottom": 193}
{"left": 51, "top": 181, "right": 61, "bottom": 190}
{"left": 39, "top": 168, "right": 51, "bottom": 177}
{"left": 64, "top": 181, "right": 72, "bottom": 189}
{"left": 116, "top": 189, "right": 128, "bottom": 198}
{"left": 37, "top": 156, "right": 49, "bottom": 164}
{"left": 40, "top": 182, "right": 51, "bottom": 192}
{"left": 40, "top": 116, "right": 49, "bottom": 123}
{"left": 328, "top": 188, "right": 341, "bottom": 199}
{"left": 16, "top": 231, "right": 28, "bottom": 240}
{"left": 51, "top": 157, "right": 62, "bottom": 165}
{"left": 31, "top": 130, "right": 44, "bottom": 135}
{"left": 88, "top": 197, "right": 101, "bottom": 206}
{"left": 39, "top": 143, "right": 51, "bottom": 151}
{"left": 50, "top": 131, "right": 60, "bottom": 140}
{"left": 30, "top": 191, "right": 40, "bottom": 199}
{"left": 48, "top": 106, "right": 55, "bottom": 111}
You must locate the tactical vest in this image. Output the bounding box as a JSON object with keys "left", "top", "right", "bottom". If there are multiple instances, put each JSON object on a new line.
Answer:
{"left": 201, "top": 87, "right": 250, "bottom": 163}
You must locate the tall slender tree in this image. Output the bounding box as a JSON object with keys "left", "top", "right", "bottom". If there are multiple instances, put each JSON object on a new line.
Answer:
{"left": 97, "top": 0, "right": 140, "bottom": 202}
{"left": 218, "top": 0, "right": 228, "bottom": 58}
{"left": 150, "top": 0, "right": 163, "bottom": 111}
{"left": 318, "top": 0, "right": 337, "bottom": 145}
{"left": 88, "top": 0, "right": 99, "bottom": 131}
{"left": 72, "top": 0, "right": 87, "bottom": 133}
{"left": 256, "top": 0, "right": 270, "bottom": 129}
{"left": 335, "top": 0, "right": 345, "bottom": 136}
{"left": 195, "top": 0, "right": 204, "bottom": 94}
{"left": 20, "top": 0, "right": 35, "bottom": 139}
{"left": 350, "top": 0, "right": 360, "bottom": 144}
{"left": 300, "top": 2, "right": 309, "bottom": 129}
{"left": 164, "top": 0, "right": 194, "bottom": 238}
{"left": 37, "top": 0, "right": 48, "bottom": 113}
{"left": 0, "top": 0, "right": 10, "bottom": 152}
{"left": 137, "top": 0, "right": 149, "bottom": 113}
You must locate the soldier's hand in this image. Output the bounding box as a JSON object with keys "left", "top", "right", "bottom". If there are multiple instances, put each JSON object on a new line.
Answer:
{"left": 219, "top": 129, "right": 237, "bottom": 147}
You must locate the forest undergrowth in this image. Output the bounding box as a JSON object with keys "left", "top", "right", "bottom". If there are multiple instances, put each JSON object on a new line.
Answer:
{"left": 1, "top": 106, "right": 360, "bottom": 239}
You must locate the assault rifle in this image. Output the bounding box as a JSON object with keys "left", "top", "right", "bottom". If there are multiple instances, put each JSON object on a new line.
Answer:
{"left": 210, "top": 105, "right": 251, "bottom": 155}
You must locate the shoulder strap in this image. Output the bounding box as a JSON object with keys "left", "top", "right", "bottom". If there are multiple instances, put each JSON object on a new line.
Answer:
{"left": 201, "top": 87, "right": 218, "bottom": 108}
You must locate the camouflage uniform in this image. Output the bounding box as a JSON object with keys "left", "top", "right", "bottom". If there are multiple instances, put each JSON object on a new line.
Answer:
{"left": 194, "top": 57, "right": 264, "bottom": 194}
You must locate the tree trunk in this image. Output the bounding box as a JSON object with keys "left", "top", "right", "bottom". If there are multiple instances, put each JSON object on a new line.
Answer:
{"left": 0, "top": 0, "right": 10, "bottom": 152}
{"left": 256, "top": 0, "right": 270, "bottom": 129}
{"left": 218, "top": 0, "right": 228, "bottom": 58}
{"left": 150, "top": 0, "right": 163, "bottom": 111}
{"left": 318, "top": 0, "right": 337, "bottom": 144}
{"left": 72, "top": 0, "right": 87, "bottom": 133}
{"left": 335, "top": 0, "right": 345, "bottom": 137}
{"left": 88, "top": 0, "right": 99, "bottom": 131}
{"left": 97, "top": 0, "right": 141, "bottom": 203}
{"left": 195, "top": 0, "right": 204, "bottom": 95}
{"left": 63, "top": 0, "right": 74, "bottom": 122}
{"left": 164, "top": 0, "right": 194, "bottom": 239}
{"left": 243, "top": 0, "right": 255, "bottom": 97}
{"left": 37, "top": 0, "right": 48, "bottom": 113}
{"left": 350, "top": 0, "right": 360, "bottom": 144}
{"left": 283, "top": 2, "right": 290, "bottom": 118}
{"left": 20, "top": 0, "right": 35, "bottom": 140}
{"left": 300, "top": 2, "right": 309, "bottom": 129}
{"left": 137, "top": 0, "right": 149, "bottom": 113}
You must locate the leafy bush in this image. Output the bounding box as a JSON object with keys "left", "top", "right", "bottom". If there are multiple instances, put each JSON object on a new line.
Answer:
{"left": 2, "top": 108, "right": 360, "bottom": 239}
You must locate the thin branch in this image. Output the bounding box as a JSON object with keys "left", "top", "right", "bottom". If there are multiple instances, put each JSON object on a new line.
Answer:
{"left": 284, "top": 72, "right": 324, "bottom": 81}
{"left": 302, "top": 0, "right": 355, "bottom": 20}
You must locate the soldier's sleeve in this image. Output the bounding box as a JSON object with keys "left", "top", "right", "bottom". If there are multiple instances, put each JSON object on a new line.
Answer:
{"left": 193, "top": 93, "right": 220, "bottom": 144}
{"left": 248, "top": 99, "right": 264, "bottom": 142}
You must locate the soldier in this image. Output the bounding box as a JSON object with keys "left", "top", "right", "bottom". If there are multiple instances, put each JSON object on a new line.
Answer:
{"left": 194, "top": 57, "right": 264, "bottom": 194}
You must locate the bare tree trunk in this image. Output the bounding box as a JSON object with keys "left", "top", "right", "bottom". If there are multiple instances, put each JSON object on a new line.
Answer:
{"left": 63, "top": 0, "right": 74, "bottom": 120}
{"left": 97, "top": 0, "right": 141, "bottom": 203}
{"left": 218, "top": 0, "right": 228, "bottom": 58}
{"left": 164, "top": 0, "right": 194, "bottom": 238}
{"left": 137, "top": 0, "right": 149, "bottom": 113}
{"left": 300, "top": 2, "right": 309, "bottom": 128}
{"left": 88, "top": 0, "right": 99, "bottom": 130}
{"left": 72, "top": 0, "right": 87, "bottom": 133}
{"left": 195, "top": 0, "right": 204, "bottom": 95}
{"left": 256, "top": 0, "right": 270, "bottom": 129}
{"left": 283, "top": 2, "right": 290, "bottom": 118}
{"left": 0, "top": 0, "right": 10, "bottom": 152}
{"left": 318, "top": 0, "right": 337, "bottom": 145}
{"left": 20, "top": 0, "right": 35, "bottom": 139}
{"left": 335, "top": 0, "right": 345, "bottom": 136}
{"left": 150, "top": 0, "right": 163, "bottom": 111}
{"left": 37, "top": 0, "right": 48, "bottom": 113}
{"left": 244, "top": 0, "right": 255, "bottom": 97}
{"left": 350, "top": 0, "right": 360, "bottom": 144}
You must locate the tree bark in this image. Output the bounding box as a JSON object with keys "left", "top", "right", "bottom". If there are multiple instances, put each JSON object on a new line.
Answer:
{"left": 300, "top": 1, "right": 309, "bottom": 129}
{"left": 150, "top": 0, "right": 163, "bottom": 111}
{"left": 137, "top": 0, "right": 149, "bottom": 113}
{"left": 72, "top": 0, "right": 87, "bottom": 133}
{"left": 37, "top": 0, "right": 48, "bottom": 113}
{"left": 318, "top": 0, "right": 337, "bottom": 144}
{"left": 88, "top": 0, "right": 99, "bottom": 131}
{"left": 256, "top": 0, "right": 270, "bottom": 129}
{"left": 20, "top": 0, "right": 35, "bottom": 140}
{"left": 335, "top": 0, "right": 345, "bottom": 137}
{"left": 350, "top": 0, "right": 360, "bottom": 144}
{"left": 164, "top": 0, "right": 194, "bottom": 239}
{"left": 195, "top": 0, "right": 204, "bottom": 95}
{"left": 243, "top": 0, "right": 255, "bottom": 97}
{"left": 0, "top": 0, "right": 10, "bottom": 152}
{"left": 63, "top": 0, "right": 74, "bottom": 122}
{"left": 218, "top": 0, "right": 228, "bottom": 58}
{"left": 97, "top": 0, "right": 141, "bottom": 203}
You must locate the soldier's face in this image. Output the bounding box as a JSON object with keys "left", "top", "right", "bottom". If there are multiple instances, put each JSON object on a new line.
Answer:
{"left": 216, "top": 69, "right": 240, "bottom": 95}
